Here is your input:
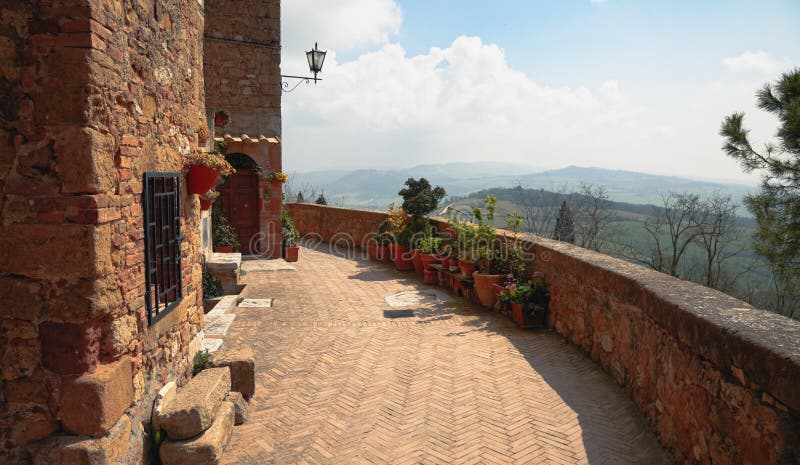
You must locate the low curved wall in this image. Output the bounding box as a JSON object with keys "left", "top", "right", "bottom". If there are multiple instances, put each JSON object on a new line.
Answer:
{"left": 286, "top": 203, "right": 799, "bottom": 465}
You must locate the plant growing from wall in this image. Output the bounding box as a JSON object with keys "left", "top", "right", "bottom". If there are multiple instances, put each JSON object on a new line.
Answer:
{"left": 192, "top": 349, "right": 212, "bottom": 376}
{"left": 212, "top": 210, "right": 239, "bottom": 248}
{"left": 202, "top": 267, "right": 223, "bottom": 299}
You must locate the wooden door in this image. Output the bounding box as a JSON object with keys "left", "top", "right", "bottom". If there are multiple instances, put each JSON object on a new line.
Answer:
{"left": 218, "top": 170, "right": 260, "bottom": 253}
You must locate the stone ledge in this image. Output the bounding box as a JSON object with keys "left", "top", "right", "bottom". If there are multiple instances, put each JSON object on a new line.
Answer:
{"left": 160, "top": 401, "right": 235, "bottom": 465}
{"left": 157, "top": 367, "right": 230, "bottom": 440}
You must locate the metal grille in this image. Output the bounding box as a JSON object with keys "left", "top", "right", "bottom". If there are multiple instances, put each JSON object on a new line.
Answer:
{"left": 142, "top": 173, "right": 184, "bottom": 324}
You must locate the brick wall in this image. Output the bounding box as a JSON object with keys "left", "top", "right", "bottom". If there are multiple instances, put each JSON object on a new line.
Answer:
{"left": 203, "top": 0, "right": 281, "bottom": 137}
{"left": 0, "top": 1, "right": 206, "bottom": 463}
{"left": 286, "top": 203, "right": 800, "bottom": 465}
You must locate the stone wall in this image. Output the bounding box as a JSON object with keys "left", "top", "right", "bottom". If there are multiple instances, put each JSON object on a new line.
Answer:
{"left": 286, "top": 203, "right": 800, "bottom": 465}
{"left": 204, "top": 0, "right": 281, "bottom": 137}
{"left": 0, "top": 1, "right": 207, "bottom": 463}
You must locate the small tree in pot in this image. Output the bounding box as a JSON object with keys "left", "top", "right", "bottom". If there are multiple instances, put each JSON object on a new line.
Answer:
{"left": 282, "top": 209, "right": 300, "bottom": 262}
{"left": 212, "top": 210, "right": 239, "bottom": 253}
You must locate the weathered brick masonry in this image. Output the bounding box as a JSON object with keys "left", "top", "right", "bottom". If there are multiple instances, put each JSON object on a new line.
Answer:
{"left": 204, "top": 0, "right": 282, "bottom": 256}
{"left": 287, "top": 203, "right": 800, "bottom": 465}
{"left": 1, "top": 1, "right": 206, "bottom": 463}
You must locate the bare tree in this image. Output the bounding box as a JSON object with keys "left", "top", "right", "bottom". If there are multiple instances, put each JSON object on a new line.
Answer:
{"left": 573, "top": 183, "right": 613, "bottom": 252}
{"left": 511, "top": 184, "right": 566, "bottom": 237}
{"left": 693, "top": 193, "right": 743, "bottom": 290}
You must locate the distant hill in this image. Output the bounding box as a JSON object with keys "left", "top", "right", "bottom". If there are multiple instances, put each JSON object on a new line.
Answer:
{"left": 289, "top": 163, "right": 757, "bottom": 212}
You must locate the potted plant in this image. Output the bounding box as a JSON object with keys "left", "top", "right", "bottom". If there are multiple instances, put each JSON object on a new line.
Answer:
{"left": 448, "top": 207, "right": 479, "bottom": 277}
{"left": 282, "top": 209, "right": 300, "bottom": 262}
{"left": 263, "top": 170, "right": 289, "bottom": 183}
{"left": 212, "top": 210, "right": 239, "bottom": 253}
{"left": 214, "top": 109, "right": 231, "bottom": 128}
{"left": 502, "top": 272, "right": 549, "bottom": 328}
{"left": 470, "top": 196, "right": 508, "bottom": 308}
{"left": 386, "top": 207, "right": 414, "bottom": 271}
{"left": 418, "top": 236, "right": 442, "bottom": 284}
{"left": 185, "top": 150, "right": 235, "bottom": 195}
{"left": 197, "top": 123, "right": 210, "bottom": 145}
{"left": 398, "top": 178, "right": 446, "bottom": 274}
{"left": 200, "top": 190, "right": 219, "bottom": 211}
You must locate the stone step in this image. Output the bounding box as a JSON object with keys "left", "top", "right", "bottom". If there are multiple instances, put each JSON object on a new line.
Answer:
{"left": 160, "top": 401, "right": 235, "bottom": 465}
{"left": 210, "top": 346, "right": 255, "bottom": 399}
{"left": 206, "top": 253, "right": 241, "bottom": 295}
{"left": 157, "top": 368, "right": 230, "bottom": 440}
{"left": 225, "top": 392, "right": 248, "bottom": 425}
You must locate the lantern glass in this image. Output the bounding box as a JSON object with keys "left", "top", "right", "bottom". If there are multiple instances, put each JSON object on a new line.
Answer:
{"left": 306, "top": 43, "right": 327, "bottom": 74}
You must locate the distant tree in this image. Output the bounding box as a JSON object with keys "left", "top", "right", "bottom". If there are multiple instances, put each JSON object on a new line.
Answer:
{"left": 296, "top": 191, "right": 305, "bottom": 203}
{"left": 512, "top": 184, "right": 566, "bottom": 237}
{"left": 552, "top": 201, "right": 575, "bottom": 243}
{"left": 720, "top": 68, "right": 800, "bottom": 317}
{"left": 398, "top": 178, "right": 446, "bottom": 221}
{"left": 574, "top": 183, "right": 613, "bottom": 252}
{"left": 315, "top": 193, "right": 327, "bottom": 205}
{"left": 693, "top": 193, "right": 743, "bottom": 290}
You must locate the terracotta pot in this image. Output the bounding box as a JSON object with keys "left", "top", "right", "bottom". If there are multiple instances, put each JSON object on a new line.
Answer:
{"left": 473, "top": 273, "right": 505, "bottom": 308}
{"left": 411, "top": 249, "right": 424, "bottom": 274}
{"left": 492, "top": 283, "right": 505, "bottom": 299}
{"left": 284, "top": 246, "right": 299, "bottom": 262}
{"left": 511, "top": 303, "right": 547, "bottom": 328}
{"left": 439, "top": 257, "right": 451, "bottom": 269}
{"left": 389, "top": 244, "right": 402, "bottom": 262}
{"left": 380, "top": 245, "right": 391, "bottom": 263}
{"left": 459, "top": 261, "right": 476, "bottom": 277}
{"left": 423, "top": 269, "right": 438, "bottom": 285}
{"left": 214, "top": 112, "right": 230, "bottom": 127}
{"left": 419, "top": 253, "right": 440, "bottom": 271}
{"left": 188, "top": 164, "right": 219, "bottom": 195}
{"left": 367, "top": 245, "right": 378, "bottom": 261}
{"left": 200, "top": 198, "right": 212, "bottom": 211}
{"left": 395, "top": 245, "right": 413, "bottom": 271}
{"left": 214, "top": 245, "right": 233, "bottom": 253}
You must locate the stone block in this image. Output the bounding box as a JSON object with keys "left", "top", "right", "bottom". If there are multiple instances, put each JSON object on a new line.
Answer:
{"left": 158, "top": 367, "right": 230, "bottom": 440}
{"left": 33, "top": 414, "right": 132, "bottom": 465}
{"left": 152, "top": 381, "right": 177, "bottom": 431}
{"left": 206, "top": 253, "right": 241, "bottom": 295}
{"left": 210, "top": 345, "right": 255, "bottom": 399}
{"left": 53, "top": 126, "right": 116, "bottom": 195}
{"left": 60, "top": 356, "right": 133, "bottom": 437}
{"left": 160, "top": 401, "right": 235, "bottom": 465}
{"left": 39, "top": 320, "right": 101, "bottom": 375}
{"left": 225, "top": 391, "right": 248, "bottom": 425}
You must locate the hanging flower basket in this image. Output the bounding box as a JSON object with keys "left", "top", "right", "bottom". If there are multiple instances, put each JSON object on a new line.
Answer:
{"left": 185, "top": 151, "right": 235, "bottom": 195}
{"left": 188, "top": 165, "right": 220, "bottom": 195}
{"left": 214, "top": 109, "right": 231, "bottom": 128}
{"left": 262, "top": 170, "right": 289, "bottom": 183}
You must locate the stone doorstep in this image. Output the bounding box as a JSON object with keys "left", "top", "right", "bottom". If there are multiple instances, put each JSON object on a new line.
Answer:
{"left": 160, "top": 401, "right": 235, "bottom": 465}
{"left": 206, "top": 253, "right": 242, "bottom": 295}
{"left": 225, "top": 392, "right": 248, "bottom": 425}
{"left": 157, "top": 368, "right": 231, "bottom": 440}
{"left": 32, "top": 415, "right": 132, "bottom": 465}
{"left": 202, "top": 338, "right": 223, "bottom": 353}
{"left": 210, "top": 346, "right": 255, "bottom": 400}
{"left": 207, "top": 295, "right": 238, "bottom": 316}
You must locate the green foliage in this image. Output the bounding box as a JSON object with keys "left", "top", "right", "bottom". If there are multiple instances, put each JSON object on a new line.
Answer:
{"left": 202, "top": 267, "right": 223, "bottom": 299}
{"left": 399, "top": 178, "right": 447, "bottom": 220}
{"left": 500, "top": 275, "right": 549, "bottom": 316}
{"left": 282, "top": 208, "right": 299, "bottom": 247}
{"left": 720, "top": 68, "right": 800, "bottom": 315}
{"left": 212, "top": 210, "right": 239, "bottom": 248}
{"left": 417, "top": 236, "right": 443, "bottom": 254}
{"left": 192, "top": 349, "right": 211, "bottom": 376}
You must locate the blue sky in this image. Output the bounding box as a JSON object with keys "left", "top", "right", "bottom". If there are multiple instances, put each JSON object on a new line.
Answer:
{"left": 281, "top": 0, "right": 799, "bottom": 183}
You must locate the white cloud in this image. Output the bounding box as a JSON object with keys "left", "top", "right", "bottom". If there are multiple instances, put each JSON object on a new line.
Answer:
{"left": 722, "top": 50, "right": 788, "bottom": 74}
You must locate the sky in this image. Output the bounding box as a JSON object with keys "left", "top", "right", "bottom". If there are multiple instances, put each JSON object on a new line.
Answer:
{"left": 280, "top": 0, "right": 800, "bottom": 183}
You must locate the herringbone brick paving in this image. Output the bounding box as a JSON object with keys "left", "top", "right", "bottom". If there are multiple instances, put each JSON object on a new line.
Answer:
{"left": 220, "top": 247, "right": 670, "bottom": 464}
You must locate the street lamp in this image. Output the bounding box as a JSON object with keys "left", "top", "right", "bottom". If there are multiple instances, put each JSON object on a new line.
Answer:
{"left": 281, "top": 42, "right": 327, "bottom": 93}
{"left": 441, "top": 205, "right": 474, "bottom": 222}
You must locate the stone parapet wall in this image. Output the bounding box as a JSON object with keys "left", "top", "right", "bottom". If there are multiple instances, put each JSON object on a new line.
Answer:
{"left": 0, "top": 1, "right": 206, "bottom": 462}
{"left": 286, "top": 203, "right": 800, "bottom": 465}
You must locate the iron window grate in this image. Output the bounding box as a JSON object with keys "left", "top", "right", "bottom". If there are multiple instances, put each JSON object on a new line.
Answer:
{"left": 142, "top": 173, "right": 184, "bottom": 324}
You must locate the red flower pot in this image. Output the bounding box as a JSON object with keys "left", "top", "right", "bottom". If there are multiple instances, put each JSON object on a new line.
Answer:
{"left": 188, "top": 165, "right": 219, "bottom": 195}
{"left": 214, "top": 246, "right": 233, "bottom": 253}
{"left": 473, "top": 273, "right": 505, "bottom": 308}
{"left": 214, "top": 112, "right": 230, "bottom": 128}
{"left": 420, "top": 254, "right": 439, "bottom": 271}
{"left": 380, "top": 245, "right": 391, "bottom": 263}
{"left": 511, "top": 303, "right": 525, "bottom": 325}
{"left": 492, "top": 283, "right": 505, "bottom": 298}
{"left": 411, "top": 249, "right": 424, "bottom": 274}
{"left": 423, "top": 269, "right": 438, "bottom": 285}
{"left": 284, "top": 246, "right": 299, "bottom": 262}
{"left": 439, "top": 257, "right": 450, "bottom": 269}
{"left": 458, "top": 261, "right": 476, "bottom": 277}
{"left": 200, "top": 198, "right": 212, "bottom": 211}
{"left": 367, "top": 245, "right": 378, "bottom": 261}
{"left": 395, "top": 245, "right": 413, "bottom": 271}
{"left": 389, "top": 244, "right": 401, "bottom": 262}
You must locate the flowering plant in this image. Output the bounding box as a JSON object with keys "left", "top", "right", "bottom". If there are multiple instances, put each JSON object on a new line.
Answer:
{"left": 498, "top": 272, "right": 549, "bottom": 315}
{"left": 185, "top": 150, "right": 235, "bottom": 176}
{"left": 263, "top": 170, "right": 289, "bottom": 183}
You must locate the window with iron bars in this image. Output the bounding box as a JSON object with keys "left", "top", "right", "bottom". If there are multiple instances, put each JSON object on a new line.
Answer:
{"left": 142, "top": 173, "right": 184, "bottom": 324}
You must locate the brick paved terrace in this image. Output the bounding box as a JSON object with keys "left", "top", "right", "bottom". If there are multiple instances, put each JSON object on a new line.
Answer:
{"left": 220, "top": 245, "right": 669, "bottom": 464}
